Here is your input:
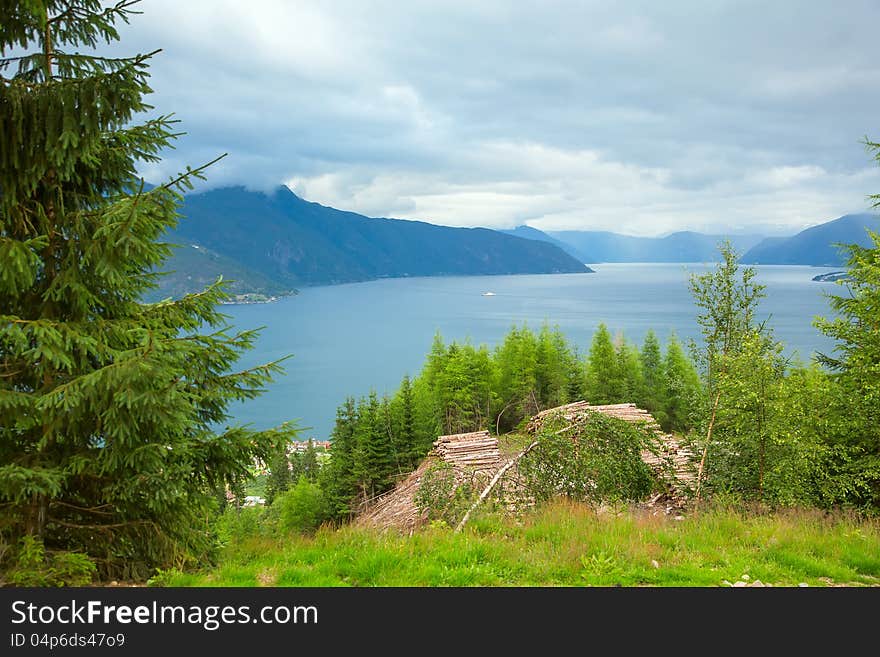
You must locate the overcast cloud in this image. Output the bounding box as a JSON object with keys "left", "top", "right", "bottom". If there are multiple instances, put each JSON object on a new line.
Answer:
{"left": 117, "top": 0, "right": 880, "bottom": 236}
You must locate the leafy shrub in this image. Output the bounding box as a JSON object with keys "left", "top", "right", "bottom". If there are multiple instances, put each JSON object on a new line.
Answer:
{"left": 215, "top": 505, "right": 278, "bottom": 544}
{"left": 414, "top": 462, "right": 478, "bottom": 526}
{"left": 277, "top": 476, "right": 329, "bottom": 533}
{"left": 5, "top": 536, "right": 96, "bottom": 587}
{"left": 519, "top": 412, "right": 656, "bottom": 504}
{"left": 146, "top": 567, "right": 185, "bottom": 587}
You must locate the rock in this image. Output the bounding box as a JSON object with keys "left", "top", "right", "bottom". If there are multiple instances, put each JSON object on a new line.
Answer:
{"left": 651, "top": 560, "right": 660, "bottom": 569}
{"left": 798, "top": 582, "right": 809, "bottom": 587}
{"left": 110, "top": 581, "right": 118, "bottom": 586}
{"left": 741, "top": 574, "right": 750, "bottom": 580}
{"left": 749, "top": 580, "right": 764, "bottom": 587}
{"left": 733, "top": 581, "right": 748, "bottom": 587}
{"left": 721, "top": 580, "right": 733, "bottom": 587}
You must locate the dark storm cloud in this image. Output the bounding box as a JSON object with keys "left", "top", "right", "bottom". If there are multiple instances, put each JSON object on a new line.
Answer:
{"left": 117, "top": 0, "right": 880, "bottom": 234}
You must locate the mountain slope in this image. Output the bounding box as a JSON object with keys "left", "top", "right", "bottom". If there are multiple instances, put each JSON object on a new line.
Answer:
{"left": 148, "top": 243, "right": 294, "bottom": 302}
{"left": 157, "top": 186, "right": 590, "bottom": 295}
{"left": 547, "top": 230, "right": 764, "bottom": 263}
{"left": 740, "top": 213, "right": 880, "bottom": 265}
{"left": 499, "top": 225, "right": 592, "bottom": 262}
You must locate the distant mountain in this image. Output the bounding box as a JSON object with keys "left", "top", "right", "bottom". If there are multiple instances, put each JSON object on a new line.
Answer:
{"left": 148, "top": 243, "right": 294, "bottom": 302}
{"left": 740, "top": 213, "right": 880, "bottom": 266}
{"left": 154, "top": 186, "right": 591, "bottom": 297}
{"left": 499, "top": 225, "right": 592, "bottom": 262}
{"left": 546, "top": 230, "right": 765, "bottom": 263}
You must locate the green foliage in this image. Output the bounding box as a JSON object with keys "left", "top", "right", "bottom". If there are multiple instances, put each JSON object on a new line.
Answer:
{"left": 708, "top": 330, "right": 788, "bottom": 501}
{"left": 413, "top": 462, "right": 478, "bottom": 527}
{"left": 585, "top": 323, "right": 619, "bottom": 404}
{"left": 689, "top": 241, "right": 766, "bottom": 392}
{"left": 425, "top": 337, "right": 495, "bottom": 435}
{"left": 277, "top": 476, "right": 328, "bottom": 534}
{"left": 519, "top": 412, "right": 656, "bottom": 504}
{"left": 265, "top": 447, "right": 292, "bottom": 505}
{"left": 5, "top": 536, "right": 95, "bottom": 587}
{"left": 815, "top": 196, "right": 880, "bottom": 506}
{"left": 493, "top": 323, "right": 583, "bottom": 432}
{"left": 638, "top": 330, "right": 663, "bottom": 412}
{"left": 688, "top": 241, "right": 768, "bottom": 500}
{"left": 0, "top": 0, "right": 296, "bottom": 580}
{"left": 215, "top": 505, "right": 276, "bottom": 545}
{"left": 662, "top": 333, "right": 703, "bottom": 432}
{"left": 146, "top": 567, "right": 186, "bottom": 587}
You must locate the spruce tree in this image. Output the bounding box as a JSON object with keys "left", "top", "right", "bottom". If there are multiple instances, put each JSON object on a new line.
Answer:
{"left": 319, "top": 397, "right": 358, "bottom": 520}
{"left": 395, "top": 374, "right": 418, "bottom": 466}
{"left": 814, "top": 140, "right": 880, "bottom": 505}
{"left": 0, "top": 1, "right": 293, "bottom": 579}
{"left": 264, "top": 446, "right": 292, "bottom": 505}
{"left": 663, "top": 333, "right": 702, "bottom": 432}
{"left": 301, "top": 438, "right": 319, "bottom": 481}
{"left": 586, "top": 323, "right": 617, "bottom": 404}
{"left": 638, "top": 330, "right": 663, "bottom": 412}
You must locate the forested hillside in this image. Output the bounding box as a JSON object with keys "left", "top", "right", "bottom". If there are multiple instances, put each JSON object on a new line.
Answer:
{"left": 158, "top": 185, "right": 591, "bottom": 295}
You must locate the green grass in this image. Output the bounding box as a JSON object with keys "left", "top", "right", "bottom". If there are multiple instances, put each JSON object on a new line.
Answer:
{"left": 162, "top": 502, "right": 880, "bottom": 587}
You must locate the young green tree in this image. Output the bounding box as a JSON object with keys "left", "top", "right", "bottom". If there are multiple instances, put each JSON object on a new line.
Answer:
{"left": 585, "top": 323, "right": 619, "bottom": 404}
{"left": 814, "top": 138, "right": 880, "bottom": 506}
{"left": 264, "top": 446, "right": 292, "bottom": 505}
{"left": 688, "top": 241, "right": 766, "bottom": 501}
{"left": 638, "top": 330, "right": 664, "bottom": 413}
{"left": 662, "top": 333, "right": 702, "bottom": 433}
{"left": 0, "top": 1, "right": 294, "bottom": 579}
{"left": 319, "top": 397, "right": 359, "bottom": 521}
{"left": 711, "top": 330, "right": 787, "bottom": 501}
{"left": 614, "top": 332, "right": 642, "bottom": 403}
{"left": 353, "top": 391, "right": 395, "bottom": 504}
{"left": 393, "top": 374, "right": 420, "bottom": 467}
{"left": 493, "top": 325, "right": 538, "bottom": 431}
{"left": 301, "top": 438, "right": 319, "bottom": 482}
{"left": 535, "top": 323, "right": 574, "bottom": 409}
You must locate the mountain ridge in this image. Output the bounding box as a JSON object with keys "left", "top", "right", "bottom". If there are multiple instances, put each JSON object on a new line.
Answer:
{"left": 153, "top": 186, "right": 592, "bottom": 298}
{"left": 740, "top": 213, "right": 879, "bottom": 265}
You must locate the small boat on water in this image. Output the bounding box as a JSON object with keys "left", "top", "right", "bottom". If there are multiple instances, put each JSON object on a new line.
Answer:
{"left": 482, "top": 291, "right": 496, "bottom": 296}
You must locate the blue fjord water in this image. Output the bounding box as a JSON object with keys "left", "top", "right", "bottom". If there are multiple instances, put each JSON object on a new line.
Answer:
{"left": 221, "top": 263, "right": 842, "bottom": 440}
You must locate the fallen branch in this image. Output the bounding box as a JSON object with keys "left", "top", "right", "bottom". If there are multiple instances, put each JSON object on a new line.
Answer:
{"left": 454, "top": 439, "right": 539, "bottom": 533}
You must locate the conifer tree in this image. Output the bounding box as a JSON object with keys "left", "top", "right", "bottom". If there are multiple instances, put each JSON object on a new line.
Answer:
{"left": 353, "top": 392, "right": 394, "bottom": 502}
{"left": 319, "top": 397, "right": 358, "bottom": 520}
{"left": 301, "top": 438, "right": 319, "bottom": 481}
{"left": 395, "top": 374, "right": 418, "bottom": 466}
{"left": 0, "top": 1, "right": 293, "bottom": 579}
{"left": 663, "top": 333, "right": 702, "bottom": 432}
{"left": 638, "top": 330, "right": 664, "bottom": 412}
{"left": 585, "top": 323, "right": 618, "bottom": 404}
{"left": 814, "top": 138, "right": 880, "bottom": 506}
{"left": 494, "top": 325, "right": 538, "bottom": 430}
{"left": 265, "top": 446, "right": 292, "bottom": 505}
{"left": 614, "top": 333, "right": 641, "bottom": 402}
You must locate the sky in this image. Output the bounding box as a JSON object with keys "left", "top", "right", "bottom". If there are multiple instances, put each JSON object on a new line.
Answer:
{"left": 115, "top": 0, "right": 880, "bottom": 236}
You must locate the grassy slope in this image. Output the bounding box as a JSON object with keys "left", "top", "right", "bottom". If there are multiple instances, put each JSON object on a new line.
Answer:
{"left": 163, "top": 502, "right": 880, "bottom": 587}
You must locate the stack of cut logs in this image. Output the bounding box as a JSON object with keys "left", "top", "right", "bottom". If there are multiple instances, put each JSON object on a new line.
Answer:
{"left": 431, "top": 431, "right": 501, "bottom": 469}
{"left": 526, "top": 401, "right": 661, "bottom": 433}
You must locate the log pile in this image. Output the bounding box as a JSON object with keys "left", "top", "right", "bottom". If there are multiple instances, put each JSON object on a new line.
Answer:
{"left": 358, "top": 401, "right": 698, "bottom": 532}
{"left": 526, "top": 401, "right": 660, "bottom": 433}
{"left": 355, "top": 461, "right": 433, "bottom": 533}
{"left": 432, "top": 431, "right": 501, "bottom": 469}
{"left": 356, "top": 431, "right": 504, "bottom": 532}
